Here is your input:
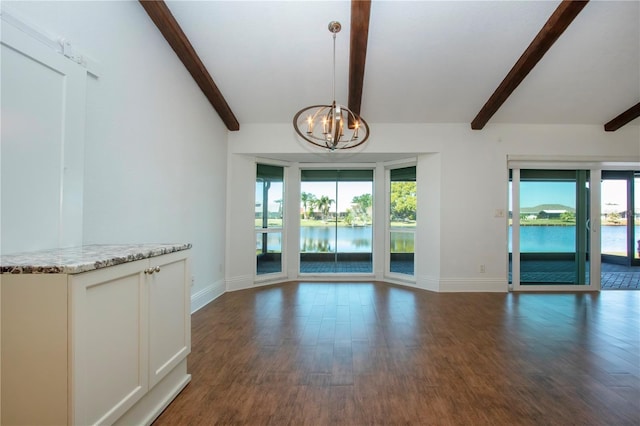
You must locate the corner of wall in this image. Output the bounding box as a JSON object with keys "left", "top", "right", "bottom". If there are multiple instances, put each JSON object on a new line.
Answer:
{"left": 416, "top": 274, "right": 440, "bottom": 292}
{"left": 225, "top": 274, "right": 254, "bottom": 292}
{"left": 190, "top": 279, "right": 225, "bottom": 313}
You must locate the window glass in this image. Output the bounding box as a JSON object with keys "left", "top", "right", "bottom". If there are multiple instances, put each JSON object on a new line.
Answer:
{"left": 390, "top": 166, "right": 416, "bottom": 276}
{"left": 300, "top": 169, "right": 373, "bottom": 273}
{"left": 256, "top": 164, "right": 284, "bottom": 275}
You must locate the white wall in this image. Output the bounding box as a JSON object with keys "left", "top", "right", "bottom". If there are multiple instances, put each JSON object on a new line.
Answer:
{"left": 416, "top": 153, "right": 441, "bottom": 291}
{"left": 3, "top": 2, "right": 639, "bottom": 298}
{"left": 3, "top": 1, "right": 228, "bottom": 307}
{"left": 227, "top": 122, "right": 640, "bottom": 292}
{"left": 1, "top": 12, "right": 87, "bottom": 254}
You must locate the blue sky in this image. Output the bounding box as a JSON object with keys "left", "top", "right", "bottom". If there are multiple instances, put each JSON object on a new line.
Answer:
{"left": 256, "top": 181, "right": 372, "bottom": 213}
{"left": 511, "top": 180, "right": 632, "bottom": 210}
{"left": 518, "top": 182, "right": 576, "bottom": 208}
{"left": 301, "top": 181, "right": 372, "bottom": 212}
{"left": 262, "top": 178, "right": 634, "bottom": 214}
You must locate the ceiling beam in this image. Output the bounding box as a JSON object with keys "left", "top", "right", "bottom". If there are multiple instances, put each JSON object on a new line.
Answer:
{"left": 604, "top": 102, "right": 640, "bottom": 131}
{"left": 471, "top": 0, "right": 589, "bottom": 130}
{"left": 348, "top": 0, "right": 372, "bottom": 124}
{"left": 139, "top": 0, "right": 240, "bottom": 131}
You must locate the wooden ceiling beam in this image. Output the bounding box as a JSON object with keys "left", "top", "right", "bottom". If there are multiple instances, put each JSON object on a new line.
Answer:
{"left": 604, "top": 102, "right": 640, "bottom": 131}
{"left": 471, "top": 0, "right": 589, "bottom": 130}
{"left": 348, "top": 0, "right": 372, "bottom": 124}
{"left": 139, "top": 0, "right": 240, "bottom": 131}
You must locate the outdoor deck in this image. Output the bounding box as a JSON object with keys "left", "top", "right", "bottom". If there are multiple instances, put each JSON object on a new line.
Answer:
{"left": 516, "top": 260, "right": 640, "bottom": 289}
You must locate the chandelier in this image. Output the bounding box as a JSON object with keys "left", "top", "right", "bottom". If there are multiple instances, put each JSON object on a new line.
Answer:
{"left": 293, "top": 21, "right": 370, "bottom": 151}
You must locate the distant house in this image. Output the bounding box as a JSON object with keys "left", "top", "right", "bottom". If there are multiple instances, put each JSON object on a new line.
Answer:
{"left": 538, "top": 209, "right": 567, "bottom": 219}
{"left": 515, "top": 204, "right": 574, "bottom": 220}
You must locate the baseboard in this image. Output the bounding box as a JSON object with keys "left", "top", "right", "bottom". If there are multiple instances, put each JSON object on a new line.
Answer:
{"left": 415, "top": 274, "right": 440, "bottom": 291}
{"left": 113, "top": 360, "right": 190, "bottom": 426}
{"left": 225, "top": 274, "right": 254, "bottom": 292}
{"left": 217, "top": 275, "right": 507, "bottom": 295}
{"left": 438, "top": 277, "right": 508, "bottom": 292}
{"left": 296, "top": 274, "right": 376, "bottom": 282}
{"left": 190, "top": 280, "right": 225, "bottom": 313}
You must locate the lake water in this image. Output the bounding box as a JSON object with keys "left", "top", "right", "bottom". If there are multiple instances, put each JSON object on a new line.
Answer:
{"left": 292, "top": 225, "right": 639, "bottom": 254}
{"left": 300, "top": 226, "right": 373, "bottom": 253}
{"left": 509, "top": 225, "right": 640, "bottom": 253}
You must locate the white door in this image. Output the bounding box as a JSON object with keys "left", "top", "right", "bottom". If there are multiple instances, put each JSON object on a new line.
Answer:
{"left": 1, "top": 17, "right": 86, "bottom": 254}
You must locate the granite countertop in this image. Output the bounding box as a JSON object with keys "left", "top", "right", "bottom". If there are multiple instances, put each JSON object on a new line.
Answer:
{"left": 0, "top": 243, "right": 191, "bottom": 274}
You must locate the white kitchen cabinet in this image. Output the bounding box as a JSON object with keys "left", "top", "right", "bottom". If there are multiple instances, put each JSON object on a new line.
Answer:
{"left": 147, "top": 255, "right": 191, "bottom": 389}
{"left": 1, "top": 246, "right": 191, "bottom": 426}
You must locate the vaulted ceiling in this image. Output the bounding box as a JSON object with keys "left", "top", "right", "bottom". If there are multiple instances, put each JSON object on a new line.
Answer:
{"left": 144, "top": 0, "right": 640, "bottom": 132}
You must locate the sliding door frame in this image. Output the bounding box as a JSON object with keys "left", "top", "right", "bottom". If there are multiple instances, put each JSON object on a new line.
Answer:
{"left": 601, "top": 170, "right": 639, "bottom": 267}
{"left": 510, "top": 162, "right": 601, "bottom": 292}
{"left": 298, "top": 163, "right": 377, "bottom": 278}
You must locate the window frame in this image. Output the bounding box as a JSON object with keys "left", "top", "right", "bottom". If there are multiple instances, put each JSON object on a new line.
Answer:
{"left": 385, "top": 163, "right": 417, "bottom": 282}
{"left": 298, "top": 166, "right": 376, "bottom": 276}
{"left": 255, "top": 163, "right": 286, "bottom": 280}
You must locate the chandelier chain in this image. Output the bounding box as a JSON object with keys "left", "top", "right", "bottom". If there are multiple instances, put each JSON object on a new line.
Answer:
{"left": 332, "top": 31, "right": 336, "bottom": 105}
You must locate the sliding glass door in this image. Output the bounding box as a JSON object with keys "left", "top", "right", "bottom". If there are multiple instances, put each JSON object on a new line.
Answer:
{"left": 601, "top": 171, "right": 640, "bottom": 266}
{"left": 300, "top": 169, "right": 373, "bottom": 274}
{"left": 511, "top": 169, "right": 593, "bottom": 289}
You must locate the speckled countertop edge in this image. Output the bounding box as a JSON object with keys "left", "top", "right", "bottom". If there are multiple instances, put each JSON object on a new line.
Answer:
{"left": 1, "top": 243, "right": 191, "bottom": 274}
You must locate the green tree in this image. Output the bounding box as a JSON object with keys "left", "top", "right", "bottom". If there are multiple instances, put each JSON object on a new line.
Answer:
{"left": 352, "top": 194, "right": 372, "bottom": 211}
{"left": 317, "top": 195, "right": 334, "bottom": 222}
{"left": 390, "top": 182, "right": 416, "bottom": 221}
{"left": 351, "top": 193, "right": 372, "bottom": 225}
{"left": 607, "top": 211, "right": 621, "bottom": 224}
{"left": 343, "top": 208, "right": 354, "bottom": 226}
{"left": 560, "top": 211, "right": 575, "bottom": 223}
{"left": 308, "top": 199, "right": 317, "bottom": 220}
{"left": 300, "top": 192, "right": 316, "bottom": 219}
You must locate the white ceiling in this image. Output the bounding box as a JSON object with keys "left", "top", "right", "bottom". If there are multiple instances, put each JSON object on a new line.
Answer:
{"left": 166, "top": 0, "right": 640, "bottom": 128}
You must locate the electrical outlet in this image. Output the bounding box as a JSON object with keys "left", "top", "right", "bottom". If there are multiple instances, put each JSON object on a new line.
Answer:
{"left": 480, "top": 264, "right": 486, "bottom": 273}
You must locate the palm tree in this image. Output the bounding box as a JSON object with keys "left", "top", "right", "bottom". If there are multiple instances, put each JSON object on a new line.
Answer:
{"left": 300, "top": 192, "right": 316, "bottom": 220}
{"left": 317, "top": 195, "right": 334, "bottom": 222}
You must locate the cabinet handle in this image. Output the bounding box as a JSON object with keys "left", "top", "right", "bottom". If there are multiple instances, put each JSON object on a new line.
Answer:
{"left": 144, "top": 266, "right": 161, "bottom": 275}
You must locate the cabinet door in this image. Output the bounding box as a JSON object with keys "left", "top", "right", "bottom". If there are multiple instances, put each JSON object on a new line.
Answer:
{"left": 70, "top": 260, "right": 149, "bottom": 426}
{"left": 148, "top": 251, "right": 191, "bottom": 388}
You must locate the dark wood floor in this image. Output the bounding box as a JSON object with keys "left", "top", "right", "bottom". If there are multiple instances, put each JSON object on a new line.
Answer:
{"left": 153, "top": 282, "right": 640, "bottom": 425}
